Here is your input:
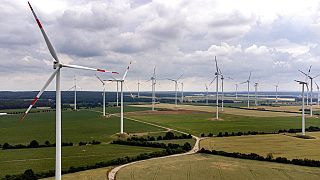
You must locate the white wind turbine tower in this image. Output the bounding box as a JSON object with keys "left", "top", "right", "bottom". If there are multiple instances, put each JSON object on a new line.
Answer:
{"left": 299, "top": 66, "right": 320, "bottom": 117}
{"left": 295, "top": 80, "right": 307, "bottom": 136}
{"left": 180, "top": 82, "right": 184, "bottom": 103}
{"left": 147, "top": 66, "right": 157, "bottom": 111}
{"left": 235, "top": 83, "right": 238, "bottom": 100}
{"left": 254, "top": 82, "right": 259, "bottom": 106}
{"left": 21, "top": 2, "right": 118, "bottom": 179}
{"left": 240, "top": 73, "right": 251, "bottom": 108}
{"left": 105, "top": 62, "right": 132, "bottom": 134}
{"left": 209, "top": 56, "right": 220, "bottom": 119}
{"left": 95, "top": 74, "right": 109, "bottom": 117}
{"left": 137, "top": 79, "right": 140, "bottom": 98}
{"left": 67, "top": 75, "right": 82, "bottom": 111}
{"left": 205, "top": 83, "right": 209, "bottom": 105}
{"left": 168, "top": 74, "right": 183, "bottom": 107}
{"left": 274, "top": 82, "right": 279, "bottom": 103}
{"left": 315, "top": 82, "right": 320, "bottom": 107}
{"left": 218, "top": 68, "right": 232, "bottom": 111}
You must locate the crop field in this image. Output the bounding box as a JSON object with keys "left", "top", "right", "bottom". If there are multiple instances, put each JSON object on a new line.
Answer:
{"left": 0, "top": 106, "right": 171, "bottom": 178}
{"left": 0, "top": 144, "right": 161, "bottom": 178}
{"left": 133, "top": 103, "right": 300, "bottom": 117}
{"left": 0, "top": 106, "right": 163, "bottom": 144}
{"left": 117, "top": 153, "right": 320, "bottom": 180}
{"left": 200, "top": 132, "right": 320, "bottom": 160}
{"left": 126, "top": 106, "right": 320, "bottom": 136}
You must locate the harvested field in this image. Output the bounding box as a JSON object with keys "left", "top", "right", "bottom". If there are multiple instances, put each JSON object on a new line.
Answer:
{"left": 200, "top": 132, "right": 320, "bottom": 160}
{"left": 116, "top": 154, "right": 320, "bottom": 180}
{"left": 132, "top": 104, "right": 300, "bottom": 117}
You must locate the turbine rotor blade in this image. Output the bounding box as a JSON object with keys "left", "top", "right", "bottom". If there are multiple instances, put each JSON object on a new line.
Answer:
{"left": 122, "top": 61, "right": 132, "bottom": 80}
{"left": 95, "top": 74, "right": 104, "bottom": 84}
{"left": 20, "top": 68, "right": 60, "bottom": 121}
{"left": 61, "top": 64, "right": 118, "bottom": 74}
{"left": 28, "top": 2, "right": 59, "bottom": 62}
{"left": 176, "top": 74, "right": 183, "bottom": 81}
{"left": 298, "top": 69, "right": 308, "bottom": 77}
{"left": 209, "top": 76, "right": 217, "bottom": 86}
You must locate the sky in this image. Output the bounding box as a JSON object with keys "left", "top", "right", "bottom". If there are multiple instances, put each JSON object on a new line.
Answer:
{"left": 1, "top": 0, "right": 320, "bottom": 92}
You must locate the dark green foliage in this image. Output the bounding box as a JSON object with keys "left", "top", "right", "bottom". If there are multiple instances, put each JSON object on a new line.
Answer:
{"left": 199, "top": 148, "right": 320, "bottom": 167}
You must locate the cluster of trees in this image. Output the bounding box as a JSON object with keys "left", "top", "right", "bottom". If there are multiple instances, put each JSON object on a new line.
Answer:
{"left": 200, "top": 131, "right": 275, "bottom": 138}
{"left": 111, "top": 139, "right": 192, "bottom": 152}
{"left": 1, "top": 140, "right": 72, "bottom": 150}
{"left": 127, "top": 132, "right": 192, "bottom": 142}
{"left": 3, "top": 147, "right": 190, "bottom": 179}
{"left": 199, "top": 148, "right": 320, "bottom": 167}
{"left": 78, "top": 140, "right": 101, "bottom": 146}
{"left": 229, "top": 106, "right": 298, "bottom": 114}
{"left": 278, "top": 126, "right": 320, "bottom": 133}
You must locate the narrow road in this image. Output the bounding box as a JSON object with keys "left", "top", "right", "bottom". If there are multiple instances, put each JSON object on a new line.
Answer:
{"left": 104, "top": 112, "right": 200, "bottom": 180}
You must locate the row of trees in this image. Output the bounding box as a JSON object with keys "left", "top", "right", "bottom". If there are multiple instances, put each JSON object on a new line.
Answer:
{"left": 1, "top": 139, "right": 101, "bottom": 150}
{"left": 3, "top": 147, "right": 189, "bottom": 179}
{"left": 111, "top": 139, "right": 192, "bottom": 151}
{"left": 127, "top": 132, "right": 192, "bottom": 142}
{"left": 200, "top": 126, "right": 320, "bottom": 138}
{"left": 199, "top": 148, "right": 320, "bottom": 167}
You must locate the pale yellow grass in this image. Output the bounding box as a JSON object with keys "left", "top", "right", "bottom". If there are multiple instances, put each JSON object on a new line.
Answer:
{"left": 42, "top": 167, "right": 111, "bottom": 180}
{"left": 200, "top": 132, "right": 320, "bottom": 160}
{"left": 117, "top": 154, "right": 320, "bottom": 180}
{"left": 132, "top": 104, "right": 299, "bottom": 117}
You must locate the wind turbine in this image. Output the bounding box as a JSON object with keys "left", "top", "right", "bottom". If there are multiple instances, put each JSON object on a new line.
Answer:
{"left": 295, "top": 80, "right": 307, "bottom": 136}
{"left": 240, "top": 72, "right": 251, "bottom": 108}
{"left": 67, "top": 75, "right": 82, "bottom": 111}
{"left": 137, "top": 79, "right": 140, "bottom": 99}
{"left": 105, "top": 62, "right": 132, "bottom": 134}
{"left": 274, "top": 82, "right": 279, "bottom": 103}
{"left": 205, "top": 83, "right": 209, "bottom": 105}
{"left": 21, "top": 2, "right": 118, "bottom": 179}
{"left": 168, "top": 74, "right": 183, "bottom": 107}
{"left": 209, "top": 56, "right": 220, "bottom": 119}
{"left": 254, "top": 82, "right": 258, "bottom": 106}
{"left": 315, "top": 82, "right": 320, "bottom": 107}
{"left": 180, "top": 82, "right": 184, "bottom": 103}
{"left": 218, "top": 68, "right": 232, "bottom": 111}
{"left": 95, "top": 74, "right": 109, "bottom": 117}
{"left": 147, "top": 66, "right": 157, "bottom": 111}
{"left": 235, "top": 83, "right": 238, "bottom": 100}
{"left": 299, "top": 66, "right": 320, "bottom": 117}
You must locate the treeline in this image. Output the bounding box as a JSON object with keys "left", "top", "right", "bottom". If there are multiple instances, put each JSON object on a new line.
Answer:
{"left": 3, "top": 147, "right": 189, "bottom": 179}
{"left": 1, "top": 140, "right": 101, "bottom": 150}
{"left": 200, "top": 126, "right": 320, "bottom": 137}
{"left": 199, "top": 148, "right": 320, "bottom": 167}
{"left": 111, "top": 139, "right": 192, "bottom": 151}
{"left": 128, "top": 132, "right": 192, "bottom": 142}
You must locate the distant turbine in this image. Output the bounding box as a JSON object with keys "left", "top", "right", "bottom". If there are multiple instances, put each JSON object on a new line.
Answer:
{"left": 95, "top": 74, "right": 108, "bottom": 117}
{"left": 240, "top": 72, "right": 251, "bottom": 108}
{"left": 105, "top": 62, "right": 132, "bottom": 134}
{"left": 180, "top": 82, "right": 184, "bottom": 103}
{"left": 235, "top": 83, "right": 238, "bottom": 100}
{"left": 299, "top": 66, "right": 320, "bottom": 117}
{"left": 254, "top": 82, "right": 258, "bottom": 106}
{"left": 137, "top": 79, "right": 140, "bottom": 99}
{"left": 22, "top": 2, "right": 118, "bottom": 179}
{"left": 274, "top": 82, "right": 279, "bottom": 103}
{"left": 210, "top": 56, "right": 220, "bottom": 119}
{"left": 295, "top": 80, "right": 307, "bottom": 136}
{"left": 146, "top": 66, "right": 157, "bottom": 111}
{"left": 205, "top": 83, "right": 209, "bottom": 105}
{"left": 168, "top": 74, "right": 183, "bottom": 107}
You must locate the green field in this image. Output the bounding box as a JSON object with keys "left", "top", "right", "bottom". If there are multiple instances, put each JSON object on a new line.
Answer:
{"left": 0, "top": 106, "right": 170, "bottom": 178}
{"left": 127, "top": 109, "right": 320, "bottom": 136}
{"left": 0, "top": 106, "right": 162, "bottom": 144}
{"left": 0, "top": 144, "right": 163, "bottom": 177}
{"left": 117, "top": 153, "right": 320, "bottom": 180}
{"left": 200, "top": 132, "right": 320, "bottom": 160}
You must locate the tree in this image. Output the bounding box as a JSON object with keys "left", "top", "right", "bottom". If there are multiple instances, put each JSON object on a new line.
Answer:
{"left": 29, "top": 140, "right": 39, "bottom": 148}
{"left": 164, "top": 132, "right": 175, "bottom": 140}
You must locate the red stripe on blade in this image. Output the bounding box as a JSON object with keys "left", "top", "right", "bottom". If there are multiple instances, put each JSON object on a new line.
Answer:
{"left": 112, "top": 72, "right": 119, "bottom": 74}
{"left": 31, "top": 97, "right": 39, "bottom": 105}
{"left": 97, "top": 69, "right": 105, "bottom": 72}
{"left": 36, "top": 19, "right": 42, "bottom": 28}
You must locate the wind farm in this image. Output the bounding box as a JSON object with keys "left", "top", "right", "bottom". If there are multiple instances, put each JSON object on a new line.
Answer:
{"left": 1, "top": 1, "right": 320, "bottom": 180}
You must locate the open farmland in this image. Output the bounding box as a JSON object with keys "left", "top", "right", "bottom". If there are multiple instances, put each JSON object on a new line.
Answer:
{"left": 133, "top": 103, "right": 301, "bottom": 117}
{"left": 116, "top": 153, "right": 320, "bottom": 180}
{"left": 200, "top": 132, "right": 320, "bottom": 160}
{"left": 126, "top": 105, "right": 320, "bottom": 136}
